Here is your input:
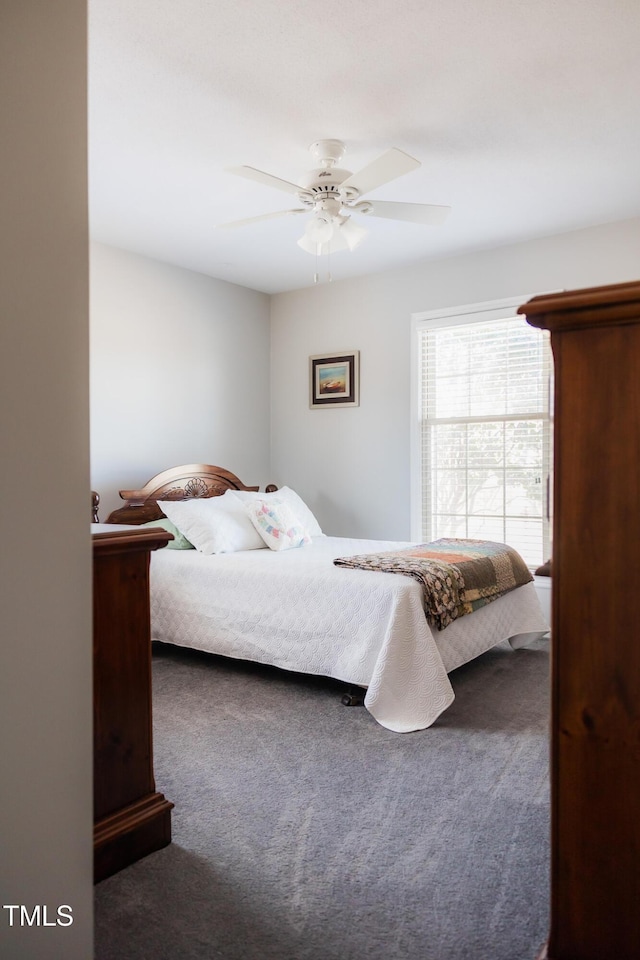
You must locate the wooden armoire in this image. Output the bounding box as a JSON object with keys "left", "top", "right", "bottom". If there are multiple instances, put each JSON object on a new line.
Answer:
{"left": 519, "top": 281, "right": 640, "bottom": 960}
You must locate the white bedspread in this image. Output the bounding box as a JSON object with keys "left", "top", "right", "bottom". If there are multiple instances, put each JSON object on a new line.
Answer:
{"left": 150, "top": 536, "right": 548, "bottom": 732}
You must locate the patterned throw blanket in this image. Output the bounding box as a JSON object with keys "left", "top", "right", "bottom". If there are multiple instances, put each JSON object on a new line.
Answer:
{"left": 334, "top": 538, "right": 533, "bottom": 630}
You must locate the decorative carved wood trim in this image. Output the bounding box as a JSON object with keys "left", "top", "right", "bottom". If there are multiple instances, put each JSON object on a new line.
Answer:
{"left": 105, "top": 463, "right": 266, "bottom": 524}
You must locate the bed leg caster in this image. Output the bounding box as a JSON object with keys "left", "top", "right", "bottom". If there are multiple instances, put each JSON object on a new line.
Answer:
{"left": 341, "top": 688, "right": 365, "bottom": 707}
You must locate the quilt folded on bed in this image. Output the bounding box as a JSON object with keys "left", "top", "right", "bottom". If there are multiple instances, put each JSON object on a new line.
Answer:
{"left": 334, "top": 538, "right": 533, "bottom": 630}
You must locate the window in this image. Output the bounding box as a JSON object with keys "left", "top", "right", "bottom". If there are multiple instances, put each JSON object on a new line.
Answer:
{"left": 411, "top": 298, "right": 552, "bottom": 568}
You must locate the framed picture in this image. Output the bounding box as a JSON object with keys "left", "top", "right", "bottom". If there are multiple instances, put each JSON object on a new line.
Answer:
{"left": 309, "top": 351, "right": 360, "bottom": 408}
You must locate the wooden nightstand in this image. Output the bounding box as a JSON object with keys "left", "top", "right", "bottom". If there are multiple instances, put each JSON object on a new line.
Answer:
{"left": 92, "top": 524, "right": 174, "bottom": 882}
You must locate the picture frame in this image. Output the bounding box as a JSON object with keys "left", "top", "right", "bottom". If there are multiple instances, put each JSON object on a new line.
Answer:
{"left": 309, "top": 351, "right": 360, "bottom": 408}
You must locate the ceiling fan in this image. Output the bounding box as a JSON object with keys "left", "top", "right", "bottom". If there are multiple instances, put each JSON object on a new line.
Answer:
{"left": 218, "top": 139, "right": 451, "bottom": 256}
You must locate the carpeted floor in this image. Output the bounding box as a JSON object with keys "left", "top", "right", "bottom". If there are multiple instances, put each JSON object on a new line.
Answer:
{"left": 95, "top": 637, "right": 550, "bottom": 960}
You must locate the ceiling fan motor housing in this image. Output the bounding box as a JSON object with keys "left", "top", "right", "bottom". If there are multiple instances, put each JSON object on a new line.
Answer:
{"left": 297, "top": 172, "right": 361, "bottom": 213}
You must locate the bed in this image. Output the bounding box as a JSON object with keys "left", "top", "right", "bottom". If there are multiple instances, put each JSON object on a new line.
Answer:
{"left": 104, "top": 463, "right": 549, "bottom": 733}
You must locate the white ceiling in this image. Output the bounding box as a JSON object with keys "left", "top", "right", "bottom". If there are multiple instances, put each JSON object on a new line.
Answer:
{"left": 88, "top": 0, "right": 640, "bottom": 295}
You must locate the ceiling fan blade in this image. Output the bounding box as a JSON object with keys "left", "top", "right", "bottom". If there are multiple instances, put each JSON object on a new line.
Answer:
{"left": 340, "top": 148, "right": 421, "bottom": 196}
{"left": 363, "top": 200, "right": 451, "bottom": 225}
{"left": 217, "top": 209, "right": 306, "bottom": 229}
{"left": 227, "top": 165, "right": 304, "bottom": 196}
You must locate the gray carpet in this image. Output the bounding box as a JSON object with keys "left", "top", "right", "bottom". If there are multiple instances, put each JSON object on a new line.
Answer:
{"left": 95, "top": 637, "right": 550, "bottom": 960}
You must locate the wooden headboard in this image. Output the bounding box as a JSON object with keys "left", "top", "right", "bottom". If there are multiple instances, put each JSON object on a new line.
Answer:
{"left": 105, "top": 463, "right": 276, "bottom": 524}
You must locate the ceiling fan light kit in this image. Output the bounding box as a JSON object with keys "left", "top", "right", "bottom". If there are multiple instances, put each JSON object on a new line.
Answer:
{"left": 220, "top": 139, "right": 451, "bottom": 259}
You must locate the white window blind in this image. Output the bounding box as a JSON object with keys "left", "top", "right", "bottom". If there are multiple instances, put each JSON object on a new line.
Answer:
{"left": 416, "top": 311, "right": 552, "bottom": 568}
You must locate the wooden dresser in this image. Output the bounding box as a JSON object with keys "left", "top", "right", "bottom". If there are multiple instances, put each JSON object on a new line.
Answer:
{"left": 93, "top": 524, "right": 174, "bottom": 882}
{"left": 519, "top": 281, "right": 640, "bottom": 960}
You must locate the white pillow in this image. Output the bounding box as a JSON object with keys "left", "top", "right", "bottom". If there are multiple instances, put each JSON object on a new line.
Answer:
{"left": 158, "top": 490, "right": 265, "bottom": 554}
{"left": 243, "top": 498, "right": 311, "bottom": 551}
{"left": 230, "top": 486, "right": 324, "bottom": 538}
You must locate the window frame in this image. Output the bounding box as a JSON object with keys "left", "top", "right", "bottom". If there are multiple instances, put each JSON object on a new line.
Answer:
{"left": 410, "top": 295, "right": 552, "bottom": 566}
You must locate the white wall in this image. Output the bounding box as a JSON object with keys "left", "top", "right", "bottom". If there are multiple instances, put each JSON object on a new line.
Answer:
{"left": 90, "top": 243, "right": 271, "bottom": 519}
{"left": 0, "top": 3, "right": 93, "bottom": 958}
{"left": 270, "top": 218, "right": 640, "bottom": 539}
